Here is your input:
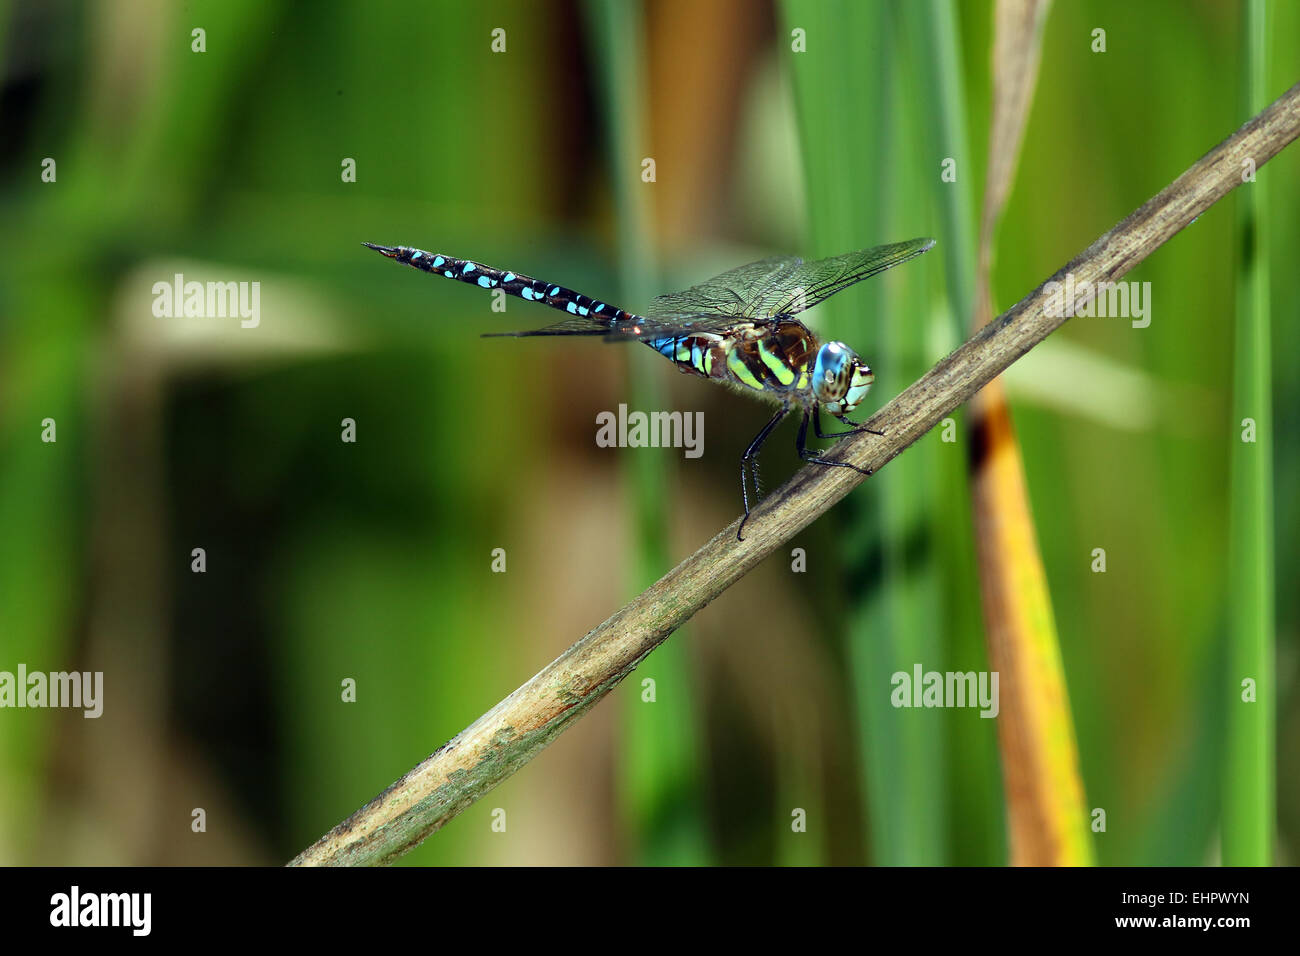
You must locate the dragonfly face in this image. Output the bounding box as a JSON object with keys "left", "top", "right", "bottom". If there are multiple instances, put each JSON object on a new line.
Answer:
{"left": 812, "top": 341, "right": 874, "bottom": 416}
{"left": 364, "top": 236, "right": 934, "bottom": 539}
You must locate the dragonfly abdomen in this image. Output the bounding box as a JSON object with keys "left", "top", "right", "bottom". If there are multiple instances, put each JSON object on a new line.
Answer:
{"left": 363, "top": 244, "right": 638, "bottom": 327}
{"left": 646, "top": 333, "right": 725, "bottom": 379}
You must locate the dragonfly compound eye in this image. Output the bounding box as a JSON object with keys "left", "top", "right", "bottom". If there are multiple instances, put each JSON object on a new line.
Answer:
{"left": 812, "top": 341, "right": 859, "bottom": 405}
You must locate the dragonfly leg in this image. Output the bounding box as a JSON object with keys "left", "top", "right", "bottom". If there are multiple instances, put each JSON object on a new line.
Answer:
{"left": 737, "top": 407, "right": 790, "bottom": 541}
{"left": 813, "top": 405, "right": 884, "bottom": 438}
{"left": 799, "top": 408, "right": 873, "bottom": 477}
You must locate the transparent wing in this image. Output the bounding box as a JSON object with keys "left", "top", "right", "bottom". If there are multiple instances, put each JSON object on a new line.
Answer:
{"left": 484, "top": 238, "right": 934, "bottom": 338}
{"left": 482, "top": 316, "right": 624, "bottom": 338}
{"left": 751, "top": 238, "right": 936, "bottom": 317}
{"left": 647, "top": 255, "right": 802, "bottom": 319}
{"left": 483, "top": 312, "right": 779, "bottom": 341}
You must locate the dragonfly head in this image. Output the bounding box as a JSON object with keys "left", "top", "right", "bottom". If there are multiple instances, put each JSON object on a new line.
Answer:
{"left": 812, "top": 341, "right": 874, "bottom": 415}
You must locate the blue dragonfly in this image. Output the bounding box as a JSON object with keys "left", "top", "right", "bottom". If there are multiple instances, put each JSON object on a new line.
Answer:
{"left": 364, "top": 238, "right": 935, "bottom": 538}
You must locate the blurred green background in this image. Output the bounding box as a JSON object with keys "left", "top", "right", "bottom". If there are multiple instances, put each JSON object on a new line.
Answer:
{"left": 0, "top": 0, "right": 1296, "bottom": 865}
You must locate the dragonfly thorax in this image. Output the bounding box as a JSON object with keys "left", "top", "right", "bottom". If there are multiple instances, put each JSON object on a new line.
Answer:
{"left": 812, "top": 341, "right": 874, "bottom": 415}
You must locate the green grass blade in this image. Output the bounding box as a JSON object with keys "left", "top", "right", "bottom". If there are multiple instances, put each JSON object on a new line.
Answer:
{"left": 902, "top": 0, "right": 1004, "bottom": 866}
{"left": 911, "top": 0, "right": 978, "bottom": 338}
{"left": 1223, "top": 0, "right": 1275, "bottom": 866}
{"left": 779, "top": 0, "right": 950, "bottom": 864}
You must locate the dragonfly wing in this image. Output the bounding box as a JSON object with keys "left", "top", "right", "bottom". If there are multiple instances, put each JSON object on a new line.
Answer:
{"left": 484, "top": 313, "right": 780, "bottom": 340}
{"left": 647, "top": 255, "right": 802, "bottom": 319}
{"left": 481, "top": 239, "right": 933, "bottom": 338}
{"left": 748, "top": 238, "right": 936, "bottom": 317}
{"left": 483, "top": 316, "right": 619, "bottom": 337}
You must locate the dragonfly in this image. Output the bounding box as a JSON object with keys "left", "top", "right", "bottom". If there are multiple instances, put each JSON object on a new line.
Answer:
{"left": 363, "top": 238, "right": 936, "bottom": 539}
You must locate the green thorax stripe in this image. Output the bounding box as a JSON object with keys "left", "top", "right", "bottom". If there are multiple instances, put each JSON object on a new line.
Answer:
{"left": 725, "top": 336, "right": 804, "bottom": 391}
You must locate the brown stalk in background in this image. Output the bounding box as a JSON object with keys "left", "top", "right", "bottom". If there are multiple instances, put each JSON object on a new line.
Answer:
{"left": 967, "top": 0, "right": 1093, "bottom": 865}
